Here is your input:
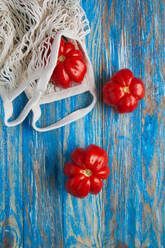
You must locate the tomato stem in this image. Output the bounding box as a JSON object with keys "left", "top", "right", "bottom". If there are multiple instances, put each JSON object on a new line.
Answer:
{"left": 123, "top": 86, "right": 130, "bottom": 93}
{"left": 58, "top": 55, "right": 66, "bottom": 62}
{"left": 83, "top": 169, "right": 92, "bottom": 177}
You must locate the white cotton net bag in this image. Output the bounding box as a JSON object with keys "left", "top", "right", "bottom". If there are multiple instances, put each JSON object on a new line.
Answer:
{"left": 0, "top": 0, "right": 97, "bottom": 131}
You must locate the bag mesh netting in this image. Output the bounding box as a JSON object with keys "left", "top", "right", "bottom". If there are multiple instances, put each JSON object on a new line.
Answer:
{"left": 0, "top": 0, "right": 96, "bottom": 131}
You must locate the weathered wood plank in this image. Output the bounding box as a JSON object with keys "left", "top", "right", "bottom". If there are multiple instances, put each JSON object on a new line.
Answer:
{"left": 102, "top": 0, "right": 165, "bottom": 247}
{"left": 0, "top": 98, "right": 23, "bottom": 247}
{"left": 63, "top": 1, "right": 104, "bottom": 247}
{"left": 0, "top": 0, "right": 164, "bottom": 247}
{"left": 22, "top": 105, "right": 65, "bottom": 247}
{"left": 102, "top": 0, "right": 143, "bottom": 247}
{"left": 140, "top": 1, "right": 165, "bottom": 247}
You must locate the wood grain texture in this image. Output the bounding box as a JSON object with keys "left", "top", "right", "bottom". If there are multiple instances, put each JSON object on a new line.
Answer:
{"left": 0, "top": 0, "right": 165, "bottom": 247}
{"left": 102, "top": 0, "right": 165, "bottom": 247}
{"left": 0, "top": 98, "right": 23, "bottom": 247}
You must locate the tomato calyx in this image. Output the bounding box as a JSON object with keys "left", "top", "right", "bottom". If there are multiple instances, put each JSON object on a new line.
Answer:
{"left": 83, "top": 169, "right": 92, "bottom": 177}
{"left": 123, "top": 86, "right": 130, "bottom": 94}
{"left": 58, "top": 55, "right": 66, "bottom": 63}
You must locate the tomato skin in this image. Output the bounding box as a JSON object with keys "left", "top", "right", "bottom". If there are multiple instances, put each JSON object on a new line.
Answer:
{"left": 65, "top": 175, "right": 91, "bottom": 198}
{"left": 71, "top": 148, "right": 86, "bottom": 169}
{"left": 111, "top": 68, "right": 134, "bottom": 87}
{"left": 52, "top": 62, "right": 71, "bottom": 88}
{"left": 103, "top": 69, "right": 145, "bottom": 113}
{"left": 89, "top": 176, "right": 103, "bottom": 194}
{"left": 63, "top": 145, "right": 110, "bottom": 198}
{"left": 63, "top": 163, "right": 83, "bottom": 177}
{"left": 64, "top": 42, "right": 75, "bottom": 54}
{"left": 103, "top": 82, "right": 124, "bottom": 106}
{"left": 84, "top": 144, "right": 109, "bottom": 171}
{"left": 130, "top": 78, "right": 145, "bottom": 100}
{"left": 58, "top": 38, "right": 65, "bottom": 57}
{"left": 115, "top": 94, "right": 138, "bottom": 113}
{"left": 64, "top": 57, "right": 87, "bottom": 83}
{"left": 94, "top": 166, "right": 110, "bottom": 179}
{"left": 51, "top": 38, "right": 87, "bottom": 88}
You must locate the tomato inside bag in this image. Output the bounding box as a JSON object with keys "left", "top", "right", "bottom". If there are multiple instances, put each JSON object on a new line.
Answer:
{"left": 0, "top": 0, "right": 97, "bottom": 131}
{"left": 50, "top": 38, "right": 87, "bottom": 88}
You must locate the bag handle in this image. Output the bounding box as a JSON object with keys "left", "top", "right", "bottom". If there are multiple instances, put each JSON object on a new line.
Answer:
{"left": 1, "top": 31, "right": 97, "bottom": 129}
{"left": 3, "top": 76, "right": 48, "bottom": 127}
{"left": 3, "top": 33, "right": 61, "bottom": 127}
{"left": 31, "top": 31, "right": 97, "bottom": 132}
{"left": 4, "top": 89, "right": 42, "bottom": 127}
{"left": 0, "top": 76, "right": 40, "bottom": 127}
{"left": 2, "top": 31, "right": 81, "bottom": 127}
{"left": 32, "top": 89, "right": 97, "bottom": 132}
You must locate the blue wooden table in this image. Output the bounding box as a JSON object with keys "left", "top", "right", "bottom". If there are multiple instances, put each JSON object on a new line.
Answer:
{"left": 0, "top": 0, "right": 165, "bottom": 247}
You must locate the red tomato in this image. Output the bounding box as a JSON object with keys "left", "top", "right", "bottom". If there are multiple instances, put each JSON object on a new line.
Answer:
{"left": 103, "top": 69, "right": 145, "bottom": 113}
{"left": 63, "top": 145, "right": 110, "bottom": 198}
{"left": 51, "top": 38, "right": 87, "bottom": 88}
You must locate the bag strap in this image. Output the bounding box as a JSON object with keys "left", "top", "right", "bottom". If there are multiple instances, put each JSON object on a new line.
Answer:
{"left": 4, "top": 89, "right": 43, "bottom": 127}
{"left": 2, "top": 33, "right": 60, "bottom": 127}
{"left": 2, "top": 76, "right": 48, "bottom": 127}
{"left": 31, "top": 31, "right": 97, "bottom": 132}
{"left": 1, "top": 31, "right": 96, "bottom": 129}
{"left": 32, "top": 89, "right": 97, "bottom": 132}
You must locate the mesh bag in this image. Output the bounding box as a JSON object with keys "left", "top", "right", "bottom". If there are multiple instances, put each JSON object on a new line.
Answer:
{"left": 0, "top": 0, "right": 97, "bottom": 131}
